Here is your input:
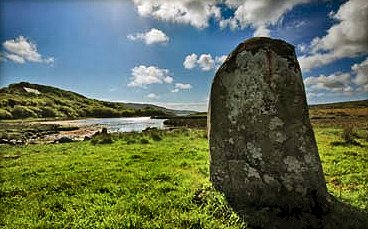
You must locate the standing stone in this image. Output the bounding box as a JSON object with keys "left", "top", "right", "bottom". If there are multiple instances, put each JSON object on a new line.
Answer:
{"left": 208, "top": 37, "right": 329, "bottom": 228}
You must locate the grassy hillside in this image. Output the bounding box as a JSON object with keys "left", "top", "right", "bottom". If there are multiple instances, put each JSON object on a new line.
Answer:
{"left": 0, "top": 82, "right": 178, "bottom": 120}
{"left": 1, "top": 128, "right": 367, "bottom": 228}
{"left": 165, "top": 100, "right": 368, "bottom": 128}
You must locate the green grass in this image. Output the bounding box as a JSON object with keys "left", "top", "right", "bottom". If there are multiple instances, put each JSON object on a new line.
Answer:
{"left": 314, "top": 127, "right": 368, "bottom": 209}
{"left": 0, "top": 129, "right": 245, "bottom": 229}
{"left": 1, "top": 127, "right": 367, "bottom": 228}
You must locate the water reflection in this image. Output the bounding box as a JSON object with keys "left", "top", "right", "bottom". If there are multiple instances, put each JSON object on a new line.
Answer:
{"left": 76, "top": 117, "right": 166, "bottom": 132}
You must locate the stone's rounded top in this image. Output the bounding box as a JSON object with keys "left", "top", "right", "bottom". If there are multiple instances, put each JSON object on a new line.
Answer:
{"left": 218, "top": 37, "right": 298, "bottom": 73}
{"left": 234, "top": 37, "right": 295, "bottom": 59}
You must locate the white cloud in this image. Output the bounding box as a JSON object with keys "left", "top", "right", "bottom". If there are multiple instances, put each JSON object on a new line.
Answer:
{"left": 129, "top": 65, "right": 173, "bottom": 87}
{"left": 147, "top": 93, "right": 158, "bottom": 99}
{"left": 197, "top": 54, "right": 215, "bottom": 71}
{"left": 220, "top": 0, "right": 309, "bottom": 36}
{"left": 132, "top": 0, "right": 221, "bottom": 29}
{"left": 352, "top": 58, "right": 368, "bottom": 92}
{"left": 127, "top": 28, "right": 169, "bottom": 45}
{"left": 219, "top": 18, "right": 238, "bottom": 30}
{"left": 215, "top": 55, "right": 227, "bottom": 66}
{"left": 183, "top": 53, "right": 227, "bottom": 71}
{"left": 171, "top": 83, "right": 192, "bottom": 92}
{"left": 132, "top": 0, "right": 309, "bottom": 36}
{"left": 304, "top": 73, "right": 352, "bottom": 93}
{"left": 5, "top": 53, "right": 25, "bottom": 64}
{"left": 175, "top": 83, "right": 192, "bottom": 89}
{"left": 253, "top": 25, "right": 270, "bottom": 37}
{"left": 299, "top": 0, "right": 368, "bottom": 71}
{"left": 304, "top": 58, "right": 368, "bottom": 98}
{"left": 183, "top": 53, "right": 198, "bottom": 69}
{"left": 2, "top": 36, "right": 54, "bottom": 65}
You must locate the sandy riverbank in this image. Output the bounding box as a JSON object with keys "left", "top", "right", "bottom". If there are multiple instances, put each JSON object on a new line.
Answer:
{"left": 37, "top": 119, "right": 104, "bottom": 142}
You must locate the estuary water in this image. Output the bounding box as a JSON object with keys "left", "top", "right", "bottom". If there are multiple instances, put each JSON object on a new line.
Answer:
{"left": 41, "top": 117, "right": 167, "bottom": 133}
{"left": 76, "top": 117, "right": 167, "bottom": 132}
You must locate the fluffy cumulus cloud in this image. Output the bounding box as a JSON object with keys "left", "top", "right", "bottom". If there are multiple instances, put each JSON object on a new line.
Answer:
{"left": 132, "top": 0, "right": 221, "bottom": 29}
{"left": 304, "top": 58, "right": 368, "bottom": 100}
{"left": 171, "top": 83, "right": 192, "bottom": 93}
{"left": 197, "top": 54, "right": 215, "bottom": 71}
{"left": 304, "top": 73, "right": 352, "bottom": 93}
{"left": 129, "top": 65, "right": 173, "bottom": 87}
{"left": 127, "top": 28, "right": 169, "bottom": 45}
{"left": 183, "top": 53, "right": 198, "bottom": 69}
{"left": 131, "top": 0, "right": 309, "bottom": 36}
{"left": 183, "top": 53, "right": 227, "bottom": 71}
{"left": 352, "top": 58, "right": 368, "bottom": 92}
{"left": 220, "top": 0, "right": 309, "bottom": 36}
{"left": 2, "top": 36, "right": 54, "bottom": 64}
{"left": 299, "top": 0, "right": 368, "bottom": 71}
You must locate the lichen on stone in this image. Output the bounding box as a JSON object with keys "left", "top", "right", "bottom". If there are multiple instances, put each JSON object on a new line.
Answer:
{"left": 246, "top": 142, "right": 262, "bottom": 161}
{"left": 283, "top": 156, "right": 303, "bottom": 172}
{"left": 269, "top": 117, "right": 284, "bottom": 131}
{"left": 244, "top": 163, "right": 261, "bottom": 179}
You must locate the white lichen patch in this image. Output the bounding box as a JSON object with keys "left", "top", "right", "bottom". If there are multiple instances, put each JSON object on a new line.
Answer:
{"left": 236, "top": 50, "right": 253, "bottom": 69}
{"left": 228, "top": 138, "right": 235, "bottom": 144}
{"left": 263, "top": 174, "right": 276, "bottom": 184}
{"left": 281, "top": 178, "right": 294, "bottom": 191}
{"left": 274, "top": 131, "right": 287, "bottom": 143}
{"left": 269, "top": 117, "right": 284, "bottom": 131}
{"left": 283, "top": 156, "right": 303, "bottom": 173}
{"left": 246, "top": 142, "right": 262, "bottom": 161}
{"left": 303, "top": 154, "right": 312, "bottom": 164}
{"left": 244, "top": 163, "right": 261, "bottom": 179}
{"left": 222, "top": 50, "right": 278, "bottom": 124}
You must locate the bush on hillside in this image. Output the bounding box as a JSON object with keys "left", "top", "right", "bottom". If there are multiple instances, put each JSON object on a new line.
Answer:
{"left": 0, "top": 109, "right": 13, "bottom": 119}
{"left": 39, "top": 107, "right": 59, "bottom": 118}
{"left": 59, "top": 106, "right": 78, "bottom": 117}
{"left": 11, "top": 105, "right": 37, "bottom": 119}
{"left": 86, "top": 107, "right": 121, "bottom": 118}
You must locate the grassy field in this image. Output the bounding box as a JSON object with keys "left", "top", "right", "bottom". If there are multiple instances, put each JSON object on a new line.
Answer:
{"left": 1, "top": 127, "right": 367, "bottom": 228}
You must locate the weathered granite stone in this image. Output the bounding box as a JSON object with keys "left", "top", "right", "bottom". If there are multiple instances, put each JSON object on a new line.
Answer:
{"left": 208, "top": 37, "right": 329, "bottom": 228}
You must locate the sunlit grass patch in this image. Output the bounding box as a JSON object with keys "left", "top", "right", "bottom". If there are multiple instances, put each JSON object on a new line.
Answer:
{"left": 1, "top": 127, "right": 367, "bottom": 228}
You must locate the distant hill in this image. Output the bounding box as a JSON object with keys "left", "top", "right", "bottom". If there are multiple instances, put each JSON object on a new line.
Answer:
{"left": 164, "top": 100, "right": 368, "bottom": 128}
{"left": 0, "top": 82, "right": 194, "bottom": 120}
{"left": 309, "top": 100, "right": 368, "bottom": 109}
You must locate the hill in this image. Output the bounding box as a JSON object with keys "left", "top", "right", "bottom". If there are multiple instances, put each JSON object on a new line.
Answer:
{"left": 164, "top": 100, "right": 368, "bottom": 128}
{"left": 309, "top": 100, "right": 368, "bottom": 109}
{"left": 0, "top": 82, "right": 190, "bottom": 120}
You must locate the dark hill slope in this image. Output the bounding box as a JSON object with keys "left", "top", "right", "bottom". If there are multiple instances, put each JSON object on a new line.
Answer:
{"left": 309, "top": 100, "right": 368, "bottom": 109}
{"left": 0, "top": 82, "right": 179, "bottom": 120}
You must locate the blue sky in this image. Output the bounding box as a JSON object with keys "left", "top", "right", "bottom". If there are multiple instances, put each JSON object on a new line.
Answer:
{"left": 0, "top": 0, "right": 367, "bottom": 111}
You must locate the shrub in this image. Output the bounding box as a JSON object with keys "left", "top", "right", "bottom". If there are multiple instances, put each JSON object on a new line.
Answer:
{"left": 59, "top": 106, "right": 78, "bottom": 117}
{"left": 140, "top": 138, "right": 149, "bottom": 144}
{"left": 86, "top": 107, "right": 121, "bottom": 118}
{"left": 90, "top": 132, "right": 114, "bottom": 145}
{"left": 0, "top": 109, "right": 13, "bottom": 119}
{"left": 342, "top": 125, "right": 356, "bottom": 144}
{"left": 150, "top": 133, "right": 162, "bottom": 141}
{"left": 39, "top": 107, "right": 58, "bottom": 118}
{"left": 11, "top": 105, "right": 37, "bottom": 119}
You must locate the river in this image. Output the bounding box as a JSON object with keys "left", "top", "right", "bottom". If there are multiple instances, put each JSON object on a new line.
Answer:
{"left": 73, "top": 117, "right": 167, "bottom": 132}
{"left": 42, "top": 117, "right": 167, "bottom": 133}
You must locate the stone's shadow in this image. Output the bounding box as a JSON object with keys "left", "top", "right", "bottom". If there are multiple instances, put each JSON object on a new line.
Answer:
{"left": 228, "top": 194, "right": 368, "bottom": 229}
{"left": 322, "top": 195, "right": 368, "bottom": 229}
